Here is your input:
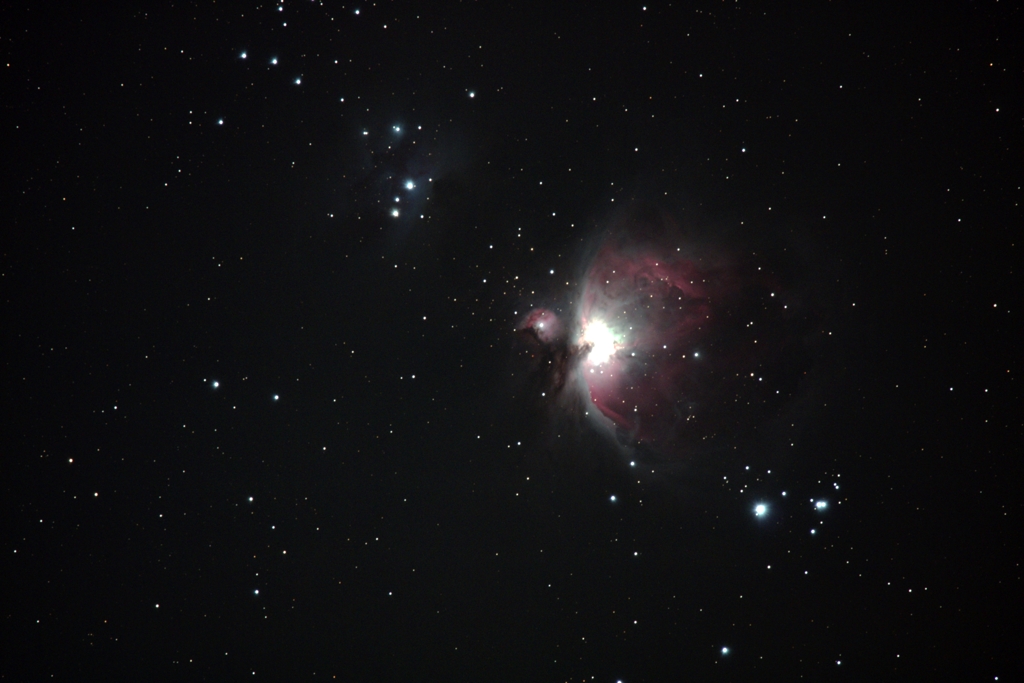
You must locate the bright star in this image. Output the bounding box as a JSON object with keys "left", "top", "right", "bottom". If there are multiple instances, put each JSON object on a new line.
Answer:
{"left": 754, "top": 504, "right": 767, "bottom": 517}
{"left": 211, "top": 380, "right": 219, "bottom": 389}
{"left": 391, "top": 208, "right": 400, "bottom": 217}
{"left": 405, "top": 180, "right": 415, "bottom": 190}
{"left": 815, "top": 500, "right": 828, "bottom": 510}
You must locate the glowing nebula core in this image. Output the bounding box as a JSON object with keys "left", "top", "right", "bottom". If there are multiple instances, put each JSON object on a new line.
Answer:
{"left": 517, "top": 213, "right": 818, "bottom": 460}
{"left": 576, "top": 240, "right": 714, "bottom": 444}
{"left": 579, "top": 319, "right": 619, "bottom": 366}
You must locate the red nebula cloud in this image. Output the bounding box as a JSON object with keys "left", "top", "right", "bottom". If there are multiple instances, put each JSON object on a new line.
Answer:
{"left": 520, "top": 308, "right": 563, "bottom": 343}
{"left": 578, "top": 242, "right": 716, "bottom": 445}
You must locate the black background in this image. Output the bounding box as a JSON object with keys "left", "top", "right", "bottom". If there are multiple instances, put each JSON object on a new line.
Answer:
{"left": 2, "top": 1, "right": 1021, "bottom": 680}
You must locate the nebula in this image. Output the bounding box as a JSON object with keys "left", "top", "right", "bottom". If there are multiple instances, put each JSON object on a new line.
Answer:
{"left": 521, "top": 308, "right": 564, "bottom": 344}
{"left": 519, "top": 209, "right": 818, "bottom": 461}
{"left": 575, "top": 238, "right": 714, "bottom": 445}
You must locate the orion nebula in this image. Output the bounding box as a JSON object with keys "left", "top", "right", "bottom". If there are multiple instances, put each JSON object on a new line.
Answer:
{"left": 518, "top": 209, "right": 818, "bottom": 463}
{"left": 575, "top": 237, "right": 715, "bottom": 446}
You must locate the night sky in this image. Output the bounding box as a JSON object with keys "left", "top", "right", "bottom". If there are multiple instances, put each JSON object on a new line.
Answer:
{"left": 3, "top": 1, "right": 1022, "bottom": 680}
